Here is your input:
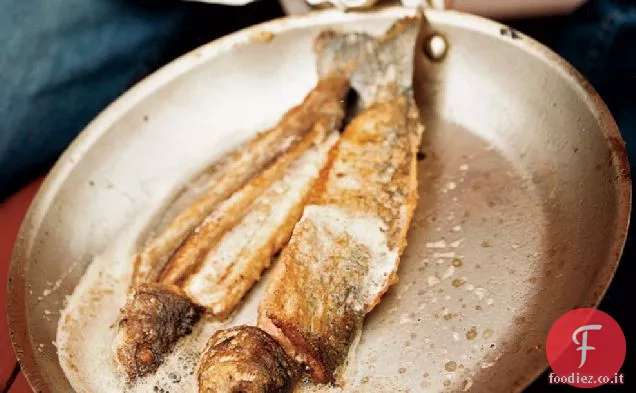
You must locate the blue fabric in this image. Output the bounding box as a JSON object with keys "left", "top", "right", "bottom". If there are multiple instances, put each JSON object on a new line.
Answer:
{"left": 0, "top": 0, "right": 282, "bottom": 201}
{"left": 549, "top": 0, "right": 636, "bottom": 169}
{"left": 1, "top": 0, "right": 185, "bottom": 199}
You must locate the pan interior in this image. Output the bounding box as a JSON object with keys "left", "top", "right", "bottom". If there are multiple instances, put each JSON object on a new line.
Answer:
{"left": 8, "top": 8, "right": 629, "bottom": 393}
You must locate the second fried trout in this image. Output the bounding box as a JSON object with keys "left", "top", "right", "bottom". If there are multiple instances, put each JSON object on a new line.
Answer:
{"left": 259, "top": 17, "right": 425, "bottom": 384}
{"left": 133, "top": 75, "right": 350, "bottom": 285}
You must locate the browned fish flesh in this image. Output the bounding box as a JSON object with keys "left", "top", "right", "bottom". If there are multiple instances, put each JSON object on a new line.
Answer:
{"left": 159, "top": 85, "right": 347, "bottom": 286}
{"left": 114, "top": 283, "right": 203, "bottom": 380}
{"left": 132, "top": 75, "right": 350, "bottom": 284}
{"left": 181, "top": 121, "right": 341, "bottom": 317}
{"left": 259, "top": 17, "right": 424, "bottom": 384}
{"left": 198, "top": 326, "right": 297, "bottom": 393}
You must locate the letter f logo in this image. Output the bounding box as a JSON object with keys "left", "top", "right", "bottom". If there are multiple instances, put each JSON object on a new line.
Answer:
{"left": 572, "top": 325, "right": 602, "bottom": 368}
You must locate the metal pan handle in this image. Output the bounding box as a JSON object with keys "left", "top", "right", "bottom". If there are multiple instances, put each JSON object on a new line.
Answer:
{"left": 299, "top": 0, "right": 446, "bottom": 12}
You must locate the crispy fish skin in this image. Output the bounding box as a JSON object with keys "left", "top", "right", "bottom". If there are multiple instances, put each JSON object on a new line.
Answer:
{"left": 259, "top": 17, "right": 424, "bottom": 384}
{"left": 114, "top": 76, "right": 349, "bottom": 381}
{"left": 133, "top": 75, "right": 350, "bottom": 284}
{"left": 198, "top": 326, "right": 297, "bottom": 393}
{"left": 160, "top": 90, "right": 346, "bottom": 286}
{"left": 114, "top": 283, "right": 203, "bottom": 380}
{"left": 182, "top": 125, "right": 341, "bottom": 317}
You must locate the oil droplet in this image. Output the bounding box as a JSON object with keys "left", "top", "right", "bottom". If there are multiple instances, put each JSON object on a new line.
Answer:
{"left": 452, "top": 258, "right": 463, "bottom": 267}
{"left": 444, "top": 361, "right": 458, "bottom": 372}
{"left": 466, "top": 326, "right": 478, "bottom": 340}
{"left": 452, "top": 278, "right": 466, "bottom": 288}
{"left": 483, "top": 328, "right": 494, "bottom": 339}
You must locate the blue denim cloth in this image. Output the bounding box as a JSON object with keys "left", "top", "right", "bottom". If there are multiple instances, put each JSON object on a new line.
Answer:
{"left": 0, "top": 0, "right": 282, "bottom": 201}
{"left": 549, "top": 0, "right": 636, "bottom": 168}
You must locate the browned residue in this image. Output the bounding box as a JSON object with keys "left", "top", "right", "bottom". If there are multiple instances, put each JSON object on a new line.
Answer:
{"left": 452, "top": 278, "right": 466, "bottom": 288}
{"left": 466, "top": 326, "right": 478, "bottom": 340}
{"left": 252, "top": 30, "right": 275, "bottom": 43}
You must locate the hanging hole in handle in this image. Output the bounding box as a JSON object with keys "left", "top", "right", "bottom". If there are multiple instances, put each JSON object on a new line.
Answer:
{"left": 422, "top": 33, "right": 448, "bottom": 62}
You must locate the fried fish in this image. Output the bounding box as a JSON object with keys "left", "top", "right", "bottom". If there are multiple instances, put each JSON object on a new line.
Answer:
{"left": 114, "top": 283, "right": 203, "bottom": 380}
{"left": 198, "top": 326, "right": 297, "bottom": 393}
{"left": 182, "top": 124, "right": 340, "bottom": 317}
{"left": 259, "top": 16, "right": 424, "bottom": 384}
{"left": 115, "top": 28, "right": 362, "bottom": 381}
{"left": 132, "top": 75, "right": 350, "bottom": 285}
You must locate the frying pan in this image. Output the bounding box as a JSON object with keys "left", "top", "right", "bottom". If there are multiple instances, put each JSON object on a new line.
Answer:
{"left": 7, "top": 6, "right": 631, "bottom": 392}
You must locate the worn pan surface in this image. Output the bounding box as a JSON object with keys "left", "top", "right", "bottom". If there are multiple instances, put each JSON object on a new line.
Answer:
{"left": 7, "top": 7, "right": 630, "bottom": 393}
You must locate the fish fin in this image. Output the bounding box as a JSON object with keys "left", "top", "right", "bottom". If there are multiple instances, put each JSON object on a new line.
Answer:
{"left": 314, "top": 15, "right": 422, "bottom": 106}
{"left": 314, "top": 29, "right": 375, "bottom": 80}
{"left": 351, "top": 15, "right": 422, "bottom": 105}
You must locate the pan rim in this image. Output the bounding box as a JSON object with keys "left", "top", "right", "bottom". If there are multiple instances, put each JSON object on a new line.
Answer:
{"left": 7, "top": 6, "right": 631, "bottom": 392}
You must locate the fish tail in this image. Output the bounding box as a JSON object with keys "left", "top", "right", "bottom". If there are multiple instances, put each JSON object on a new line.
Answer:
{"left": 314, "top": 15, "right": 422, "bottom": 106}
{"left": 314, "top": 29, "right": 375, "bottom": 79}
{"left": 352, "top": 16, "right": 422, "bottom": 105}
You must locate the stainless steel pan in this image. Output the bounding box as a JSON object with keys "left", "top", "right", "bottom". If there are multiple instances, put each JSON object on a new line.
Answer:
{"left": 7, "top": 7, "right": 631, "bottom": 392}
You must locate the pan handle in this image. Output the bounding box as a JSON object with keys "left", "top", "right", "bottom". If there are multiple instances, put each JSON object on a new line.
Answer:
{"left": 297, "top": 0, "right": 446, "bottom": 12}
{"left": 404, "top": 0, "right": 446, "bottom": 10}
{"left": 281, "top": 0, "right": 583, "bottom": 16}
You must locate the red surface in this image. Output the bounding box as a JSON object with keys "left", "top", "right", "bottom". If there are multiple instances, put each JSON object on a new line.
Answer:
{"left": 8, "top": 372, "right": 31, "bottom": 393}
{"left": 1, "top": 178, "right": 43, "bottom": 393}
{"left": 546, "top": 308, "right": 626, "bottom": 388}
